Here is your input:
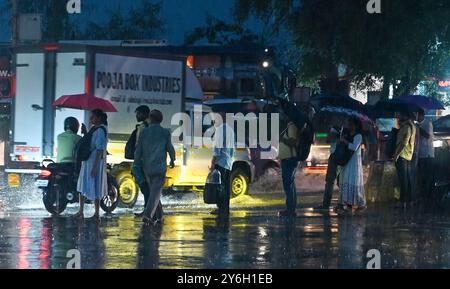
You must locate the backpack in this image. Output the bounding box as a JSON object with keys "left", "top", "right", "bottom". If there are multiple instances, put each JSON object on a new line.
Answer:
{"left": 125, "top": 122, "right": 148, "bottom": 160}
{"left": 279, "top": 99, "right": 312, "bottom": 162}
{"left": 74, "top": 126, "right": 107, "bottom": 163}
{"left": 295, "top": 122, "right": 314, "bottom": 162}
{"left": 385, "top": 122, "right": 416, "bottom": 160}
{"left": 285, "top": 121, "right": 315, "bottom": 162}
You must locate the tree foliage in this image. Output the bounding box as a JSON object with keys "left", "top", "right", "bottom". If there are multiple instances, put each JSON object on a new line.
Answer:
{"left": 83, "top": 1, "right": 164, "bottom": 40}
{"left": 184, "top": 14, "right": 259, "bottom": 46}
{"left": 235, "top": 0, "right": 450, "bottom": 97}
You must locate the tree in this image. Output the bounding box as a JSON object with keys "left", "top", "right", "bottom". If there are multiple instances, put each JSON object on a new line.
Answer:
{"left": 235, "top": 0, "right": 450, "bottom": 97}
{"left": 184, "top": 14, "right": 259, "bottom": 45}
{"left": 83, "top": 1, "right": 164, "bottom": 40}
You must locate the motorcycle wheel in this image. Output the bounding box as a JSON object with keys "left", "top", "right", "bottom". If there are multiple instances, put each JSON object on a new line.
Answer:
{"left": 100, "top": 174, "right": 119, "bottom": 213}
{"left": 42, "top": 188, "right": 68, "bottom": 216}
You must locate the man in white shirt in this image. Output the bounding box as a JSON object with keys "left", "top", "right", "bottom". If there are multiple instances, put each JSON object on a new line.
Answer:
{"left": 210, "top": 112, "right": 235, "bottom": 217}
{"left": 417, "top": 109, "right": 435, "bottom": 200}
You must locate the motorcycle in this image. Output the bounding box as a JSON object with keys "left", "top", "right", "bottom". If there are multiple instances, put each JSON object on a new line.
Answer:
{"left": 35, "top": 159, "right": 119, "bottom": 215}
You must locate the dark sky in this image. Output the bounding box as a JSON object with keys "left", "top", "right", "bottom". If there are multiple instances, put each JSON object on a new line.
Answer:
{"left": 0, "top": 0, "right": 259, "bottom": 44}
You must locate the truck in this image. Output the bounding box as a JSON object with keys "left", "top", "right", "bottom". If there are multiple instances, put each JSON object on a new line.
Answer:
{"left": 5, "top": 42, "right": 278, "bottom": 208}
{"left": 5, "top": 43, "right": 187, "bottom": 195}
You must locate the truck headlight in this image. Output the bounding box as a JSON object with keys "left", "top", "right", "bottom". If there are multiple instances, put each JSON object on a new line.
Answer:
{"left": 434, "top": 140, "right": 444, "bottom": 148}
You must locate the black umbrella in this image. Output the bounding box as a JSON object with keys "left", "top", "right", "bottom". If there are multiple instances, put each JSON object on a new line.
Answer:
{"left": 277, "top": 97, "right": 307, "bottom": 130}
{"left": 399, "top": 95, "right": 445, "bottom": 110}
{"left": 368, "top": 98, "right": 420, "bottom": 118}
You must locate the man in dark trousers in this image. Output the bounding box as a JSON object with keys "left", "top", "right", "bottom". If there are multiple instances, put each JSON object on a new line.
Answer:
{"left": 315, "top": 126, "right": 340, "bottom": 211}
{"left": 417, "top": 108, "right": 435, "bottom": 200}
{"left": 410, "top": 112, "right": 420, "bottom": 204}
{"left": 133, "top": 105, "right": 151, "bottom": 217}
{"left": 393, "top": 110, "right": 416, "bottom": 209}
{"left": 134, "top": 110, "right": 176, "bottom": 224}
{"left": 210, "top": 111, "right": 235, "bottom": 217}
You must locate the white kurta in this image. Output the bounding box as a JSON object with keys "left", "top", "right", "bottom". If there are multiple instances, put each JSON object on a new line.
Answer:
{"left": 77, "top": 125, "right": 108, "bottom": 201}
{"left": 339, "top": 134, "right": 366, "bottom": 206}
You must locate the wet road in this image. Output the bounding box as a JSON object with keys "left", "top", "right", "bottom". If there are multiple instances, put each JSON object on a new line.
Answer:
{"left": 0, "top": 190, "right": 450, "bottom": 269}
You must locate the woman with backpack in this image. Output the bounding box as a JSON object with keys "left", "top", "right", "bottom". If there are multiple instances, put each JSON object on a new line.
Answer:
{"left": 74, "top": 109, "right": 108, "bottom": 219}
{"left": 337, "top": 117, "right": 366, "bottom": 214}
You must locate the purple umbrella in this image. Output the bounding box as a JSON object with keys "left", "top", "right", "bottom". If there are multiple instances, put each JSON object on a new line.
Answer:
{"left": 319, "top": 106, "right": 374, "bottom": 125}
{"left": 399, "top": 95, "right": 445, "bottom": 110}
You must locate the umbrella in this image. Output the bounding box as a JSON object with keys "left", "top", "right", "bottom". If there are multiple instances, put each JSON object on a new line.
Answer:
{"left": 319, "top": 105, "right": 374, "bottom": 124}
{"left": 278, "top": 97, "right": 307, "bottom": 129}
{"left": 53, "top": 93, "right": 118, "bottom": 112}
{"left": 310, "top": 92, "right": 363, "bottom": 111}
{"left": 399, "top": 94, "right": 445, "bottom": 110}
{"left": 368, "top": 98, "right": 419, "bottom": 119}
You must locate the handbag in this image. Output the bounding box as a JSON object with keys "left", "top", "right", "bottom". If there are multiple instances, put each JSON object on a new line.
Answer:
{"left": 203, "top": 169, "right": 222, "bottom": 204}
{"left": 333, "top": 135, "right": 359, "bottom": 166}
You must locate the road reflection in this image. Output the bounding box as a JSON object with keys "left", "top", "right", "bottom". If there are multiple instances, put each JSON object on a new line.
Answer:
{"left": 0, "top": 205, "right": 449, "bottom": 269}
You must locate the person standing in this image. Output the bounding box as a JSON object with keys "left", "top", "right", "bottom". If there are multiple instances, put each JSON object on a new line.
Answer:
{"left": 410, "top": 112, "right": 420, "bottom": 203}
{"left": 315, "top": 126, "right": 340, "bottom": 211}
{"left": 393, "top": 110, "right": 416, "bottom": 209}
{"left": 134, "top": 110, "right": 175, "bottom": 224}
{"left": 56, "top": 117, "right": 82, "bottom": 165}
{"left": 417, "top": 108, "right": 435, "bottom": 200}
{"left": 75, "top": 109, "right": 108, "bottom": 219}
{"left": 210, "top": 112, "right": 235, "bottom": 217}
{"left": 337, "top": 118, "right": 366, "bottom": 214}
{"left": 132, "top": 105, "right": 151, "bottom": 217}
{"left": 278, "top": 120, "right": 300, "bottom": 217}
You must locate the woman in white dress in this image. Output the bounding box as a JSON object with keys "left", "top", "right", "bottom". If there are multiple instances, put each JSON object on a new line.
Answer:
{"left": 74, "top": 109, "right": 108, "bottom": 219}
{"left": 338, "top": 117, "right": 366, "bottom": 214}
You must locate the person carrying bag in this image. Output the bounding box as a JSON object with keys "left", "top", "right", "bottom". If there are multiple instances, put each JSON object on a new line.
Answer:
{"left": 203, "top": 169, "right": 222, "bottom": 204}
{"left": 335, "top": 118, "right": 366, "bottom": 214}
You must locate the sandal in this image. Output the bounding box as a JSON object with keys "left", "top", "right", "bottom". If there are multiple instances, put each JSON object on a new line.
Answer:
{"left": 356, "top": 205, "right": 367, "bottom": 212}
{"left": 333, "top": 204, "right": 345, "bottom": 213}
{"left": 336, "top": 204, "right": 352, "bottom": 215}
{"left": 72, "top": 212, "right": 84, "bottom": 219}
{"left": 142, "top": 216, "right": 153, "bottom": 225}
